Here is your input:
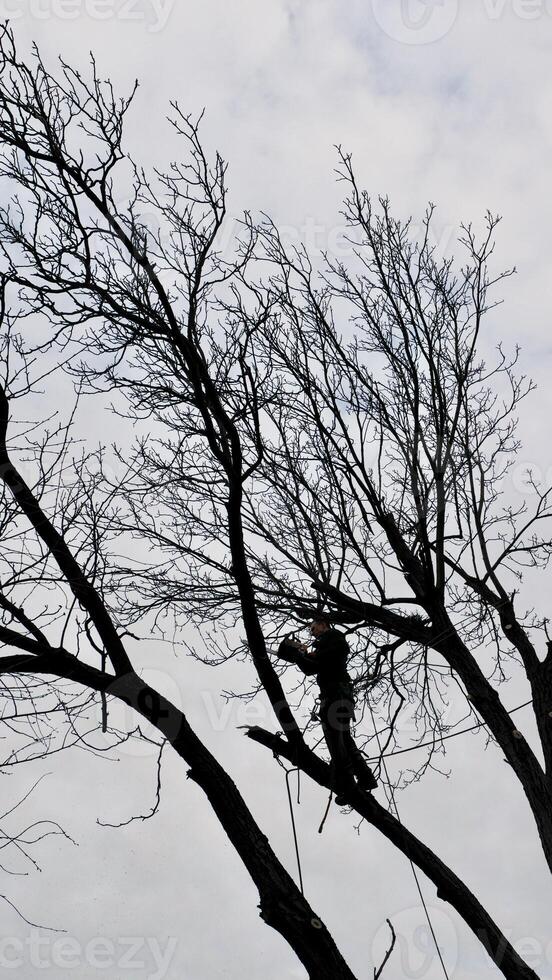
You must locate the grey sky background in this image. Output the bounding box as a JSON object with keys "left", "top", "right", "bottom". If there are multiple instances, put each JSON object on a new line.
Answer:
{"left": 2, "top": 2, "right": 552, "bottom": 978}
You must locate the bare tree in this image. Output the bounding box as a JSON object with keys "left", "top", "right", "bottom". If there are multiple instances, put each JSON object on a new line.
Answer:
{"left": 0, "top": 25, "right": 544, "bottom": 980}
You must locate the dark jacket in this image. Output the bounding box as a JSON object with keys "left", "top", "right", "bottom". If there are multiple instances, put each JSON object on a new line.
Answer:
{"left": 277, "top": 629, "right": 353, "bottom": 700}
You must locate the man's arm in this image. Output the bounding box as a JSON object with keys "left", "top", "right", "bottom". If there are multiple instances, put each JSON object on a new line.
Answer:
{"left": 276, "top": 639, "right": 319, "bottom": 676}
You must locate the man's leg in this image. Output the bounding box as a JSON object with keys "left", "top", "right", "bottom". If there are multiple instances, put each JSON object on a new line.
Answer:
{"left": 339, "top": 689, "right": 378, "bottom": 791}
{"left": 344, "top": 731, "right": 378, "bottom": 790}
{"left": 321, "top": 698, "right": 356, "bottom": 799}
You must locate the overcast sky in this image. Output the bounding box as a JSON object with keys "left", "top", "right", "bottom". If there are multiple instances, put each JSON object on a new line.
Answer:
{"left": 2, "top": 2, "right": 552, "bottom": 979}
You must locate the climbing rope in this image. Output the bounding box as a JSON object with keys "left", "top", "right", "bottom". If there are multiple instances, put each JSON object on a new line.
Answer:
{"left": 369, "top": 700, "right": 451, "bottom": 980}
{"left": 279, "top": 718, "right": 448, "bottom": 980}
{"left": 281, "top": 762, "right": 305, "bottom": 895}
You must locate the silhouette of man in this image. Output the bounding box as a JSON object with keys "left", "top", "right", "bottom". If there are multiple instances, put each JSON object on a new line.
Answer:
{"left": 277, "top": 614, "right": 377, "bottom": 804}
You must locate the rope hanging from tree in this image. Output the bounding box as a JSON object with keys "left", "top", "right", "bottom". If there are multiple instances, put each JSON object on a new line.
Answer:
{"left": 368, "top": 700, "right": 451, "bottom": 980}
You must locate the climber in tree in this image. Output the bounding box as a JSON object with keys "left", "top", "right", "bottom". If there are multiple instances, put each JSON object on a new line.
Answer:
{"left": 277, "top": 614, "right": 377, "bottom": 804}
